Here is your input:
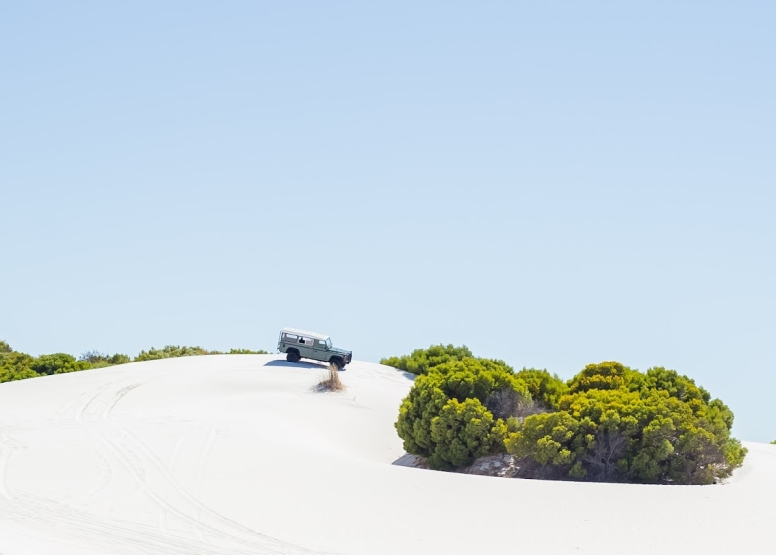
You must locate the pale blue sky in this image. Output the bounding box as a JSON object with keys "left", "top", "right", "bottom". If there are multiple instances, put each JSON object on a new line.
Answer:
{"left": 2, "top": 2, "right": 774, "bottom": 441}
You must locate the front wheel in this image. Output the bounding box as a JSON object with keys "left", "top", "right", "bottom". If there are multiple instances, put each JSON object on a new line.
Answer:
{"left": 286, "top": 351, "right": 300, "bottom": 363}
{"left": 330, "top": 357, "right": 344, "bottom": 370}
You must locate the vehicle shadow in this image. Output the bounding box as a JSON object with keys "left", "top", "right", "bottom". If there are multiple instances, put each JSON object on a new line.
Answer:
{"left": 264, "top": 360, "right": 330, "bottom": 370}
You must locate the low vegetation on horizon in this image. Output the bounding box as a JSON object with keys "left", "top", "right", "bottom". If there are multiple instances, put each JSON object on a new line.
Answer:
{"left": 382, "top": 344, "right": 747, "bottom": 485}
{"left": 0, "top": 340, "right": 267, "bottom": 384}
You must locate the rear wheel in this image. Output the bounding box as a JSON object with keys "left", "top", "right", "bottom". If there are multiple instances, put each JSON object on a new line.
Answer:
{"left": 286, "top": 350, "right": 300, "bottom": 363}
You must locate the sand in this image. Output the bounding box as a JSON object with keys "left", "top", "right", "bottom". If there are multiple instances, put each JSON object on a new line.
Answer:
{"left": 0, "top": 354, "right": 773, "bottom": 554}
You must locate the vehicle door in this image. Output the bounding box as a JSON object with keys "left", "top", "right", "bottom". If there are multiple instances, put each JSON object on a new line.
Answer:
{"left": 296, "top": 335, "right": 315, "bottom": 359}
{"left": 280, "top": 332, "right": 297, "bottom": 352}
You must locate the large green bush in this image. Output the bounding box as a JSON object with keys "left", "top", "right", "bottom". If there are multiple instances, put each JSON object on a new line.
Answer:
{"left": 506, "top": 361, "right": 746, "bottom": 484}
{"left": 390, "top": 347, "right": 746, "bottom": 484}
{"left": 395, "top": 357, "right": 528, "bottom": 469}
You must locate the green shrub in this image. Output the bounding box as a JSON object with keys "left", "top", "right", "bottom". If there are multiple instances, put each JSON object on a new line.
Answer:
{"left": 506, "top": 362, "right": 746, "bottom": 484}
{"left": 395, "top": 357, "right": 528, "bottom": 470}
{"left": 30, "top": 353, "right": 91, "bottom": 375}
{"left": 133, "top": 345, "right": 266, "bottom": 361}
{"left": 0, "top": 365, "right": 39, "bottom": 382}
{"left": 515, "top": 368, "right": 568, "bottom": 410}
{"left": 381, "top": 344, "right": 474, "bottom": 375}
{"left": 79, "top": 351, "right": 131, "bottom": 368}
{"left": 134, "top": 345, "right": 210, "bottom": 361}
{"left": 0, "top": 339, "right": 269, "bottom": 386}
{"left": 429, "top": 398, "right": 506, "bottom": 468}
{"left": 639, "top": 366, "right": 710, "bottom": 404}
{"left": 567, "top": 361, "right": 635, "bottom": 394}
{"left": 0, "top": 348, "right": 40, "bottom": 383}
{"left": 505, "top": 411, "right": 580, "bottom": 467}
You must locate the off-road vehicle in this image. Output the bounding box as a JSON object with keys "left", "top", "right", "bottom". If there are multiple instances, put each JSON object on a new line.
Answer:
{"left": 277, "top": 328, "right": 353, "bottom": 370}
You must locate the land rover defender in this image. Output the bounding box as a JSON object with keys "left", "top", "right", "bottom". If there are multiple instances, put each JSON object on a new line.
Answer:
{"left": 277, "top": 328, "right": 353, "bottom": 370}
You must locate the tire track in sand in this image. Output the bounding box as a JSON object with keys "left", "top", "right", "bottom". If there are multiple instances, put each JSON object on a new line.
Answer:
{"left": 65, "top": 377, "right": 334, "bottom": 554}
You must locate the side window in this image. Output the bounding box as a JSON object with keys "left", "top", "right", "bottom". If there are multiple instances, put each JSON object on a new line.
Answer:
{"left": 298, "top": 337, "right": 310, "bottom": 345}
{"left": 283, "top": 333, "right": 298, "bottom": 342}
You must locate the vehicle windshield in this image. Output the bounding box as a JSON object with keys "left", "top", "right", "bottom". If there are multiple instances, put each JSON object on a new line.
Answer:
{"left": 326, "top": 339, "right": 332, "bottom": 349}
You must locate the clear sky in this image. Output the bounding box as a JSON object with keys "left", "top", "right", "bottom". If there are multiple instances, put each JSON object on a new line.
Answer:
{"left": 2, "top": 2, "right": 774, "bottom": 441}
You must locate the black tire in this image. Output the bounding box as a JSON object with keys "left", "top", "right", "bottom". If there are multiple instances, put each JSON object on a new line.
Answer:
{"left": 330, "top": 357, "right": 344, "bottom": 371}
{"left": 286, "top": 350, "right": 300, "bottom": 363}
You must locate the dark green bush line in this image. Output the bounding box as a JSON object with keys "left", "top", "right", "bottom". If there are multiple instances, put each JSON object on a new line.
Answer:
{"left": 0, "top": 339, "right": 267, "bottom": 384}
{"left": 389, "top": 345, "right": 746, "bottom": 485}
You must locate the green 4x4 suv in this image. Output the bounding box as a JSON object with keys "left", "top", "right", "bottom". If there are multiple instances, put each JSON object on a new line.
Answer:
{"left": 277, "top": 327, "right": 353, "bottom": 370}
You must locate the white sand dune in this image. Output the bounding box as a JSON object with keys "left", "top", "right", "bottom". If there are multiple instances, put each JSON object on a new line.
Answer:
{"left": 0, "top": 355, "right": 773, "bottom": 554}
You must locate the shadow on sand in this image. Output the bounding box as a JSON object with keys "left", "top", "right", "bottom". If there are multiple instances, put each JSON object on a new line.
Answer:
{"left": 263, "top": 359, "right": 332, "bottom": 370}
{"left": 392, "top": 453, "right": 428, "bottom": 468}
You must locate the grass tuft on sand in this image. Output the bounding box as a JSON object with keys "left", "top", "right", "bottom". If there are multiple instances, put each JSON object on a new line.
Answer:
{"left": 316, "top": 363, "right": 345, "bottom": 392}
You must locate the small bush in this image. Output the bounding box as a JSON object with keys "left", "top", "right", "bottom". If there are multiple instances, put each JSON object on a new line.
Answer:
{"left": 30, "top": 353, "right": 91, "bottom": 375}
{"left": 80, "top": 351, "right": 131, "bottom": 368}
{"left": 381, "top": 344, "right": 474, "bottom": 375}
{"left": 134, "top": 345, "right": 210, "bottom": 361}
{"left": 317, "top": 363, "right": 345, "bottom": 392}
{"left": 227, "top": 348, "right": 268, "bottom": 354}
{"left": 0, "top": 345, "right": 40, "bottom": 383}
{"left": 0, "top": 351, "right": 40, "bottom": 383}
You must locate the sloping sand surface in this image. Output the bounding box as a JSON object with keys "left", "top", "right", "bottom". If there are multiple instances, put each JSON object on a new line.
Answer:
{"left": 0, "top": 355, "right": 773, "bottom": 554}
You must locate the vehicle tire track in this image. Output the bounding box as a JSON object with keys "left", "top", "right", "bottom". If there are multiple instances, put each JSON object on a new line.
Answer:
{"left": 103, "top": 383, "right": 142, "bottom": 421}
{"left": 0, "top": 433, "right": 21, "bottom": 501}
{"left": 28, "top": 377, "right": 339, "bottom": 555}
{"left": 75, "top": 382, "right": 113, "bottom": 424}
{"left": 115, "top": 429, "right": 308, "bottom": 554}
{"left": 0, "top": 491, "right": 261, "bottom": 555}
{"left": 78, "top": 379, "right": 332, "bottom": 554}
{"left": 98, "top": 386, "right": 309, "bottom": 553}
{"left": 121, "top": 428, "right": 295, "bottom": 550}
